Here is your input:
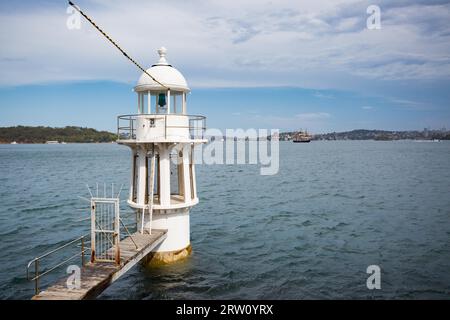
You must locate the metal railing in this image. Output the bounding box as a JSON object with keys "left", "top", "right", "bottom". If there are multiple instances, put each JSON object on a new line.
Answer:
{"left": 25, "top": 215, "right": 138, "bottom": 295}
{"left": 26, "top": 235, "right": 89, "bottom": 295}
{"left": 188, "top": 115, "right": 207, "bottom": 140}
{"left": 117, "top": 114, "right": 206, "bottom": 141}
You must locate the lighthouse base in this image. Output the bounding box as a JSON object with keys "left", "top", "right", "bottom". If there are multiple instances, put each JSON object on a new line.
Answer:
{"left": 138, "top": 206, "right": 192, "bottom": 265}
{"left": 143, "top": 244, "right": 192, "bottom": 266}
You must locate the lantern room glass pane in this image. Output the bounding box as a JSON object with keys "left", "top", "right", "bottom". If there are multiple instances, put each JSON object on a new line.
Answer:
{"left": 172, "top": 92, "right": 183, "bottom": 114}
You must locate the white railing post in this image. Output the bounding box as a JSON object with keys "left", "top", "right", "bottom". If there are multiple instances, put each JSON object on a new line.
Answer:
{"left": 114, "top": 199, "right": 120, "bottom": 264}
{"left": 90, "top": 199, "right": 96, "bottom": 263}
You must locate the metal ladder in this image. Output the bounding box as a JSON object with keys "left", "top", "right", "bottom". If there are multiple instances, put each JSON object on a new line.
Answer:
{"left": 141, "top": 153, "right": 156, "bottom": 235}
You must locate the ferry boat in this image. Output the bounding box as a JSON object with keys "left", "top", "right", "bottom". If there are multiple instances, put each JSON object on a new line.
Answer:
{"left": 293, "top": 130, "right": 312, "bottom": 143}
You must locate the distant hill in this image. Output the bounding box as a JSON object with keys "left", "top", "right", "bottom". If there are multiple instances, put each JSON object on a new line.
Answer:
{"left": 0, "top": 126, "right": 117, "bottom": 144}
{"left": 280, "top": 129, "right": 450, "bottom": 141}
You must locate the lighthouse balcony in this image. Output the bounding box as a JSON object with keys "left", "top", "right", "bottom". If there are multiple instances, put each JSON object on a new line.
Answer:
{"left": 117, "top": 114, "right": 206, "bottom": 144}
{"left": 127, "top": 195, "right": 199, "bottom": 211}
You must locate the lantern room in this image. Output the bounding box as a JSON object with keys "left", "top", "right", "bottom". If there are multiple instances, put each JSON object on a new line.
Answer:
{"left": 117, "top": 47, "right": 205, "bottom": 143}
{"left": 134, "top": 47, "right": 189, "bottom": 115}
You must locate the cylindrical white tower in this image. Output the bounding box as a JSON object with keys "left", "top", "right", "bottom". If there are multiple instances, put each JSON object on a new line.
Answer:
{"left": 117, "top": 47, "right": 206, "bottom": 264}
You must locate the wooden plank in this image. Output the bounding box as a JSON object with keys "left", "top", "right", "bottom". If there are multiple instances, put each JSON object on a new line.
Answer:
{"left": 32, "top": 229, "right": 167, "bottom": 300}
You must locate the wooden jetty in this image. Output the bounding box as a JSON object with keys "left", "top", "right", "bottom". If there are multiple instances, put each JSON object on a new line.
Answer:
{"left": 32, "top": 229, "right": 167, "bottom": 300}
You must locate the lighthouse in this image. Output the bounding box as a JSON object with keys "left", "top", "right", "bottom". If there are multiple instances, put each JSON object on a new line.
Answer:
{"left": 117, "top": 47, "right": 206, "bottom": 264}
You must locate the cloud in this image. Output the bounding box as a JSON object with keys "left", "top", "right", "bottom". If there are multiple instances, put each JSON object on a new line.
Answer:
{"left": 389, "top": 98, "right": 420, "bottom": 105}
{"left": 388, "top": 97, "right": 433, "bottom": 111}
{"left": 1, "top": 0, "right": 450, "bottom": 91}
{"left": 314, "top": 92, "right": 334, "bottom": 99}
{"left": 295, "top": 112, "right": 331, "bottom": 120}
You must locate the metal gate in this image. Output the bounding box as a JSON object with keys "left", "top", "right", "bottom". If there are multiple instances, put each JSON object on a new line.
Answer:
{"left": 90, "top": 197, "right": 120, "bottom": 264}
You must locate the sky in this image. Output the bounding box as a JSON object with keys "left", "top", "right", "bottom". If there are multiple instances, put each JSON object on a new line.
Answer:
{"left": 1, "top": 0, "right": 450, "bottom": 133}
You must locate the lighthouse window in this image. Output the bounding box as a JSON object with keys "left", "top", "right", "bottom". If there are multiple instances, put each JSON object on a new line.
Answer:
{"left": 132, "top": 154, "right": 138, "bottom": 202}
{"left": 189, "top": 160, "right": 194, "bottom": 200}
{"left": 138, "top": 92, "right": 157, "bottom": 114}
{"left": 189, "top": 146, "right": 195, "bottom": 200}
{"left": 170, "top": 150, "right": 185, "bottom": 199}
{"left": 172, "top": 93, "right": 183, "bottom": 114}
{"left": 146, "top": 154, "right": 160, "bottom": 205}
{"left": 149, "top": 94, "right": 156, "bottom": 114}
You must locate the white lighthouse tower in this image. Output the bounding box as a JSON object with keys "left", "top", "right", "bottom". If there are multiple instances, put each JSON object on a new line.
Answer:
{"left": 117, "top": 47, "right": 206, "bottom": 264}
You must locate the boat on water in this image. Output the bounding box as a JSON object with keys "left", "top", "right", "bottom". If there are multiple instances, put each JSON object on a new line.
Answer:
{"left": 45, "top": 141, "right": 59, "bottom": 144}
{"left": 293, "top": 130, "right": 312, "bottom": 143}
{"left": 10, "top": 141, "right": 18, "bottom": 145}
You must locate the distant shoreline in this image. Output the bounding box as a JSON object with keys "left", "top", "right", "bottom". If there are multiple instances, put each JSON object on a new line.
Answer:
{"left": 281, "top": 129, "right": 450, "bottom": 141}
{"left": 3, "top": 140, "right": 449, "bottom": 145}
{"left": 0, "top": 126, "right": 117, "bottom": 144}
{"left": 2, "top": 126, "right": 450, "bottom": 143}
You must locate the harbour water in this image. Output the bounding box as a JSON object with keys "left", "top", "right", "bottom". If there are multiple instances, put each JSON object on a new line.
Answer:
{"left": 0, "top": 141, "right": 449, "bottom": 299}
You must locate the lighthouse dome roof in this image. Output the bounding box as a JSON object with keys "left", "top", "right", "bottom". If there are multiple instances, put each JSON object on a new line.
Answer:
{"left": 135, "top": 47, "right": 190, "bottom": 93}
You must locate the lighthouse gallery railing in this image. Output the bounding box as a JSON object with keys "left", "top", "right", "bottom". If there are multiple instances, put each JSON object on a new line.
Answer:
{"left": 117, "top": 114, "right": 206, "bottom": 141}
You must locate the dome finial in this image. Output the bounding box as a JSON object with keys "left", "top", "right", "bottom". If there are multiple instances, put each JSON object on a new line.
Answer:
{"left": 157, "top": 47, "right": 169, "bottom": 65}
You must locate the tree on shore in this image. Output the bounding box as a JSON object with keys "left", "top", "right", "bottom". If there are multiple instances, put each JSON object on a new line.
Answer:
{"left": 0, "top": 126, "right": 117, "bottom": 143}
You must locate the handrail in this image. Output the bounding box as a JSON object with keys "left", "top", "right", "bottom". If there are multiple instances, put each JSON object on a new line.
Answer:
{"left": 117, "top": 114, "right": 206, "bottom": 141}
{"left": 118, "top": 113, "right": 206, "bottom": 119}
{"left": 26, "top": 197, "right": 137, "bottom": 296}
{"left": 26, "top": 235, "right": 89, "bottom": 295}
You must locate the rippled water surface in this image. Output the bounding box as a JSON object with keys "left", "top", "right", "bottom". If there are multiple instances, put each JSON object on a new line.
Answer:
{"left": 1, "top": 141, "right": 450, "bottom": 299}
